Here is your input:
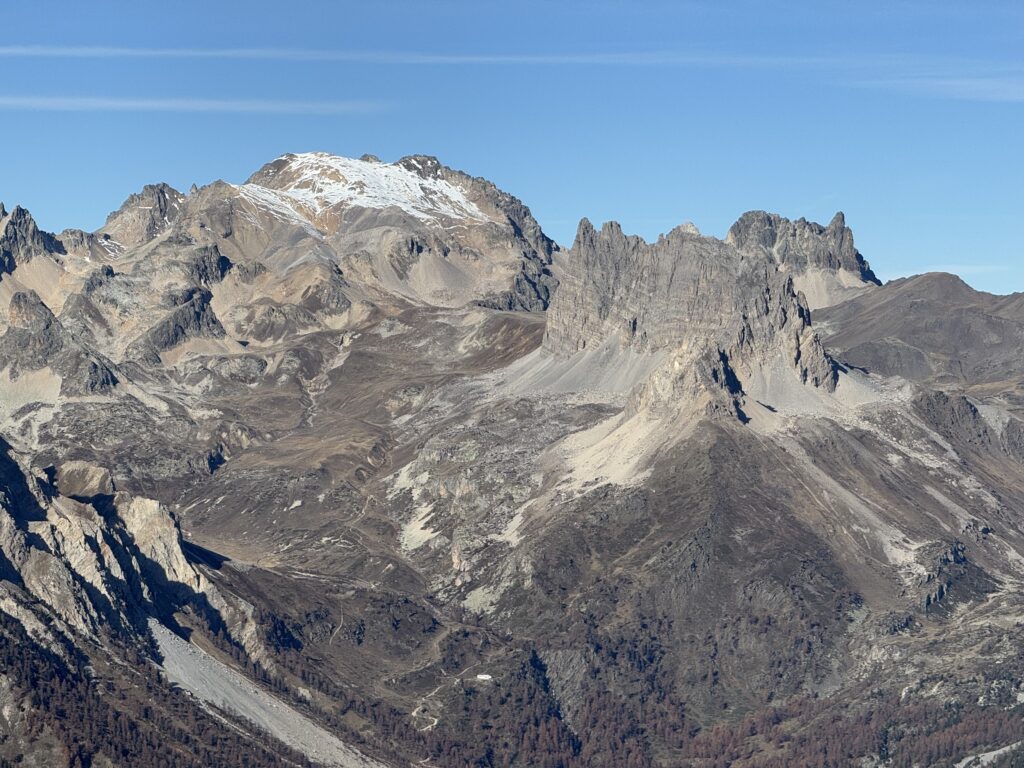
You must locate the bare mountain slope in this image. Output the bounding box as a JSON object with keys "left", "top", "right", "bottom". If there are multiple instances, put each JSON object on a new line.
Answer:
{"left": 1, "top": 156, "right": 1023, "bottom": 767}
{"left": 817, "top": 272, "right": 1024, "bottom": 411}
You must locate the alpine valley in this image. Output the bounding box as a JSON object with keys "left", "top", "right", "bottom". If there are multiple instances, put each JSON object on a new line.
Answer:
{"left": 1, "top": 152, "right": 1023, "bottom": 767}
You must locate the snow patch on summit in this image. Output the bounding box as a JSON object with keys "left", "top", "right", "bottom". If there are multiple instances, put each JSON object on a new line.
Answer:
{"left": 249, "top": 152, "right": 490, "bottom": 223}
{"left": 232, "top": 183, "right": 321, "bottom": 235}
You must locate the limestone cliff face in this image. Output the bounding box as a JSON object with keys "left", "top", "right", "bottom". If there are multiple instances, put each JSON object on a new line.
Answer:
{"left": 727, "top": 211, "right": 879, "bottom": 309}
{"left": 0, "top": 444, "right": 223, "bottom": 644}
{"left": 544, "top": 218, "right": 835, "bottom": 416}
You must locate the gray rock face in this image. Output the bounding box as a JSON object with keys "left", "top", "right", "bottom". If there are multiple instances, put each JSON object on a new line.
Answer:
{"left": 1004, "top": 416, "right": 1024, "bottom": 462}
{"left": 0, "top": 440, "right": 222, "bottom": 640}
{"left": 179, "top": 244, "right": 233, "bottom": 286}
{"left": 125, "top": 288, "right": 225, "bottom": 365}
{"left": 0, "top": 291, "right": 118, "bottom": 395}
{"left": 727, "top": 211, "right": 879, "bottom": 308}
{"left": 7, "top": 289, "right": 58, "bottom": 335}
{"left": 0, "top": 206, "right": 65, "bottom": 274}
{"left": 2, "top": 291, "right": 63, "bottom": 367}
{"left": 544, "top": 218, "right": 835, "bottom": 414}
{"left": 914, "top": 390, "right": 995, "bottom": 449}
{"left": 101, "top": 183, "right": 185, "bottom": 248}
{"left": 729, "top": 211, "right": 877, "bottom": 280}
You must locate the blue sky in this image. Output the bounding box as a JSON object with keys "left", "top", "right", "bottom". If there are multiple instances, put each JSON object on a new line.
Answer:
{"left": 1, "top": 1, "right": 1021, "bottom": 293}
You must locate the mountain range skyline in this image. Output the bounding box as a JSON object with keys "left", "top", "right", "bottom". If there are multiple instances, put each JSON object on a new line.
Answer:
{"left": 2, "top": 147, "right": 1020, "bottom": 299}
{"left": 2, "top": 0, "right": 1021, "bottom": 294}
{"left": 2, "top": 143, "right": 1024, "bottom": 767}
{"left": 2, "top": 4, "right": 1023, "bottom": 766}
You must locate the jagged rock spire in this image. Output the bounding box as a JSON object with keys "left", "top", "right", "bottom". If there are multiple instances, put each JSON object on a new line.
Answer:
{"left": 0, "top": 205, "right": 66, "bottom": 274}
{"left": 101, "top": 182, "right": 185, "bottom": 248}
{"left": 545, "top": 216, "right": 836, "bottom": 419}
{"left": 727, "top": 209, "right": 880, "bottom": 290}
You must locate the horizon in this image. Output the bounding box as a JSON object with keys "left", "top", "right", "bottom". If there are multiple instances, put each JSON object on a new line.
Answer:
{"left": 4, "top": 146, "right": 1019, "bottom": 298}
{"left": 5, "top": 5, "right": 1024, "bottom": 766}
{"left": 2, "top": 0, "right": 1021, "bottom": 293}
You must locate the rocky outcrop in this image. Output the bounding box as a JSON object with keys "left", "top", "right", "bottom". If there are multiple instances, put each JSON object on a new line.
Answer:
{"left": 0, "top": 291, "right": 119, "bottom": 395}
{"left": 728, "top": 211, "right": 876, "bottom": 280}
{"left": 0, "top": 206, "right": 65, "bottom": 275}
{"left": 1003, "top": 417, "right": 1024, "bottom": 462}
{"left": 727, "top": 211, "right": 879, "bottom": 308}
{"left": 4, "top": 291, "right": 62, "bottom": 365}
{"left": 101, "top": 183, "right": 185, "bottom": 248}
{"left": 117, "top": 495, "right": 205, "bottom": 595}
{"left": 914, "top": 391, "right": 993, "bottom": 448}
{"left": 178, "top": 244, "right": 232, "bottom": 286}
{"left": 914, "top": 540, "right": 997, "bottom": 614}
{"left": 125, "top": 288, "right": 225, "bottom": 365}
{"left": 0, "top": 441, "right": 221, "bottom": 641}
{"left": 544, "top": 218, "right": 836, "bottom": 415}
{"left": 477, "top": 257, "right": 558, "bottom": 312}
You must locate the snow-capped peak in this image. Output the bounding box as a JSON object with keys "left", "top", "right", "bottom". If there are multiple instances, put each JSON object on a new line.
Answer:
{"left": 240, "top": 152, "right": 489, "bottom": 224}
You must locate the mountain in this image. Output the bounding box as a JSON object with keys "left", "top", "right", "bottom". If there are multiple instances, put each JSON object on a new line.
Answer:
{"left": 0, "top": 154, "right": 1022, "bottom": 767}
{"left": 816, "top": 272, "right": 1024, "bottom": 410}
{"left": 727, "top": 210, "right": 880, "bottom": 309}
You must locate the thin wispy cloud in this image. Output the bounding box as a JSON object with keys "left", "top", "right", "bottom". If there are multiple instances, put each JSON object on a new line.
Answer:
{"left": 3, "top": 46, "right": 1021, "bottom": 104}
{"left": 862, "top": 76, "right": 1024, "bottom": 103}
{"left": 0, "top": 96, "right": 386, "bottom": 114}
{"left": 0, "top": 45, "right": 1014, "bottom": 73}
{"left": 0, "top": 45, "right": 846, "bottom": 67}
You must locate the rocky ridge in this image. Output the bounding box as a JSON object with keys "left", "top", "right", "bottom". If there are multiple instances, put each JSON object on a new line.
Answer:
{"left": 727, "top": 210, "right": 880, "bottom": 308}
{"left": 101, "top": 182, "right": 187, "bottom": 248}
{"left": 0, "top": 441, "right": 229, "bottom": 644}
{"left": 543, "top": 218, "right": 835, "bottom": 420}
{"left": 0, "top": 154, "right": 1022, "bottom": 767}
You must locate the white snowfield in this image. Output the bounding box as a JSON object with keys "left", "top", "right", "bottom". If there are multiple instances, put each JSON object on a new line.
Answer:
{"left": 150, "top": 621, "right": 390, "bottom": 768}
{"left": 241, "top": 152, "right": 489, "bottom": 224}
{"left": 233, "top": 182, "right": 323, "bottom": 234}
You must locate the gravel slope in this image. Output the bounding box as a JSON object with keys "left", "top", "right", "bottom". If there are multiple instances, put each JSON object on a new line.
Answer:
{"left": 151, "top": 621, "right": 391, "bottom": 768}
